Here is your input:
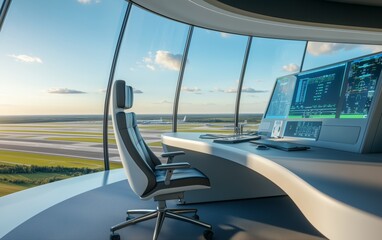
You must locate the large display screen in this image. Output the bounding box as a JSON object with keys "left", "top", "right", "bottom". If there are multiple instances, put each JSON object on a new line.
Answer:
{"left": 265, "top": 75, "right": 297, "bottom": 119}
{"left": 288, "top": 63, "right": 346, "bottom": 118}
{"left": 340, "top": 52, "right": 382, "bottom": 118}
{"left": 264, "top": 52, "right": 382, "bottom": 122}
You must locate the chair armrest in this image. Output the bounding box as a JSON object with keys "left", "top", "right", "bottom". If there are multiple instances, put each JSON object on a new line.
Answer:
{"left": 161, "top": 151, "right": 185, "bottom": 158}
{"left": 161, "top": 151, "right": 185, "bottom": 163}
{"left": 155, "top": 162, "right": 191, "bottom": 185}
{"left": 155, "top": 162, "right": 190, "bottom": 170}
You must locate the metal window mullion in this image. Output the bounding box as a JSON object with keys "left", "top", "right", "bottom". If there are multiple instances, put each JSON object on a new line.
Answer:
{"left": 299, "top": 41, "right": 309, "bottom": 72}
{"left": 234, "top": 36, "right": 252, "bottom": 128}
{"left": 102, "top": 1, "right": 132, "bottom": 170}
{"left": 0, "top": 0, "right": 12, "bottom": 31}
{"left": 172, "top": 25, "right": 194, "bottom": 132}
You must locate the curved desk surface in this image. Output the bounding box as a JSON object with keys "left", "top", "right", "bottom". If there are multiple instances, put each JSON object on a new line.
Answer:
{"left": 162, "top": 132, "right": 382, "bottom": 240}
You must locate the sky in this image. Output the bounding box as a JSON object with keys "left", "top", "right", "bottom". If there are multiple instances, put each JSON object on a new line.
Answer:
{"left": 1, "top": 0, "right": 381, "bottom": 116}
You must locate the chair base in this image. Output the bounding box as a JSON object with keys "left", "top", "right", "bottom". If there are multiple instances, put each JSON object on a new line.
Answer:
{"left": 110, "top": 200, "right": 213, "bottom": 240}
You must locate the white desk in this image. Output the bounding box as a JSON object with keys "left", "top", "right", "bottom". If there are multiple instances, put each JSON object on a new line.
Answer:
{"left": 162, "top": 132, "right": 382, "bottom": 240}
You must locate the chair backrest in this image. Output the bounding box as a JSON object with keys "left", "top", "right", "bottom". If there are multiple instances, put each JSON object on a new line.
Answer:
{"left": 111, "top": 80, "right": 161, "bottom": 197}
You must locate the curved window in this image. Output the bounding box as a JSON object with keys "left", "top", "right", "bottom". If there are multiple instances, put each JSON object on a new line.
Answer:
{"left": 177, "top": 28, "right": 247, "bottom": 134}
{"left": 238, "top": 37, "right": 306, "bottom": 132}
{"left": 113, "top": 6, "right": 189, "bottom": 152}
{"left": 0, "top": 0, "right": 125, "bottom": 196}
{"left": 303, "top": 41, "right": 382, "bottom": 71}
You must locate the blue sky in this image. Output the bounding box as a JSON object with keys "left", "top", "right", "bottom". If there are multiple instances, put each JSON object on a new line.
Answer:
{"left": 0, "top": 0, "right": 125, "bottom": 115}
{"left": 0, "top": 0, "right": 381, "bottom": 115}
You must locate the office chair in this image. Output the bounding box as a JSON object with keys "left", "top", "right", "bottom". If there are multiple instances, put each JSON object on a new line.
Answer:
{"left": 110, "top": 80, "right": 213, "bottom": 240}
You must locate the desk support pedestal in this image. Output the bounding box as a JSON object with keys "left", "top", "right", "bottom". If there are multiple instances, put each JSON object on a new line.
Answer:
{"left": 163, "top": 145, "right": 285, "bottom": 204}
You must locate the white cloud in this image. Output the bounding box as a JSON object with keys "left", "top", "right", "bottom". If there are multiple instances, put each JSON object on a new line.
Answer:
{"left": 224, "top": 88, "right": 237, "bottom": 93}
{"left": 212, "top": 87, "right": 267, "bottom": 93}
{"left": 155, "top": 50, "right": 182, "bottom": 71}
{"left": 8, "top": 54, "right": 43, "bottom": 63}
{"left": 78, "top": 0, "right": 91, "bottom": 4}
{"left": 220, "top": 32, "right": 231, "bottom": 38}
{"left": 140, "top": 50, "right": 183, "bottom": 71}
{"left": 210, "top": 88, "right": 224, "bottom": 93}
{"left": 133, "top": 89, "right": 143, "bottom": 94}
{"left": 181, "top": 87, "right": 201, "bottom": 93}
{"left": 142, "top": 53, "right": 156, "bottom": 70}
{"left": 157, "top": 100, "right": 172, "bottom": 104}
{"left": 146, "top": 64, "right": 155, "bottom": 71}
{"left": 307, "top": 42, "right": 359, "bottom": 56}
{"left": 77, "top": 0, "right": 100, "bottom": 4}
{"left": 47, "top": 88, "right": 86, "bottom": 94}
{"left": 242, "top": 87, "right": 267, "bottom": 93}
{"left": 143, "top": 56, "right": 153, "bottom": 64}
{"left": 282, "top": 63, "right": 300, "bottom": 72}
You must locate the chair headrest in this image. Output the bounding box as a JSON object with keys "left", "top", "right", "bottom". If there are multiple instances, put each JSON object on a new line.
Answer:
{"left": 115, "top": 80, "right": 133, "bottom": 109}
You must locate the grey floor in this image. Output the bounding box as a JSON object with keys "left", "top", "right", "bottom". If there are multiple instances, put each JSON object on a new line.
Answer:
{"left": 3, "top": 180, "right": 325, "bottom": 240}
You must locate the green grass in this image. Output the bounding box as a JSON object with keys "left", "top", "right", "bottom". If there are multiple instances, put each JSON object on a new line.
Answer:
{"left": 0, "top": 181, "right": 32, "bottom": 196}
{"left": 139, "top": 125, "right": 172, "bottom": 131}
{"left": 46, "top": 137, "right": 116, "bottom": 144}
{"left": 0, "top": 150, "right": 122, "bottom": 197}
{"left": 0, "top": 172, "right": 69, "bottom": 181}
{"left": 147, "top": 141, "right": 162, "bottom": 147}
{"left": 0, "top": 129, "right": 103, "bottom": 136}
{"left": 0, "top": 150, "right": 122, "bottom": 169}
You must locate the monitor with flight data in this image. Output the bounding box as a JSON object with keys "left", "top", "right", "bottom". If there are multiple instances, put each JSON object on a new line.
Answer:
{"left": 259, "top": 51, "right": 382, "bottom": 153}
{"left": 340, "top": 53, "right": 382, "bottom": 118}
{"left": 288, "top": 63, "right": 346, "bottom": 118}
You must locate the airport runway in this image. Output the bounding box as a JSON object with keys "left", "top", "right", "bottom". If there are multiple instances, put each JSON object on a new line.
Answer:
{"left": 0, "top": 123, "right": 165, "bottom": 163}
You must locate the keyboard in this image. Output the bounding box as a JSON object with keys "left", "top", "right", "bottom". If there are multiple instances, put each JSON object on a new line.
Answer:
{"left": 250, "top": 139, "right": 310, "bottom": 151}
{"left": 213, "top": 135, "right": 261, "bottom": 144}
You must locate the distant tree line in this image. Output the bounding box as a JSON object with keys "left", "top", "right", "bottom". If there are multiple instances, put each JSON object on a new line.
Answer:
{"left": 0, "top": 165, "right": 103, "bottom": 185}
{"left": 0, "top": 175, "right": 66, "bottom": 185}
{"left": 0, "top": 164, "right": 102, "bottom": 174}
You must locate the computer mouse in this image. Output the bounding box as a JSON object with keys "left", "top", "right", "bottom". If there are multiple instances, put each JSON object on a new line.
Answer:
{"left": 256, "top": 145, "right": 269, "bottom": 150}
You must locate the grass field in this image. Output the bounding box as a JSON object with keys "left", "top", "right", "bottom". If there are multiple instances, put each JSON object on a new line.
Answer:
{"left": 148, "top": 141, "right": 162, "bottom": 147}
{"left": 0, "top": 182, "right": 32, "bottom": 196}
{"left": 0, "top": 150, "right": 122, "bottom": 168}
{"left": 0, "top": 150, "right": 122, "bottom": 197}
{"left": 0, "top": 129, "right": 103, "bottom": 136}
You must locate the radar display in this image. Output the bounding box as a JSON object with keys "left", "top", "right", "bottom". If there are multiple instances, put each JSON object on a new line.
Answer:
{"left": 265, "top": 75, "right": 296, "bottom": 119}
{"left": 340, "top": 53, "right": 382, "bottom": 118}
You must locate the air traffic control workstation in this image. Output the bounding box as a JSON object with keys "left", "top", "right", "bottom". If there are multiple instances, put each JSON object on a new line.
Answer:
{"left": 259, "top": 51, "right": 382, "bottom": 153}
{"left": 162, "top": 51, "right": 382, "bottom": 240}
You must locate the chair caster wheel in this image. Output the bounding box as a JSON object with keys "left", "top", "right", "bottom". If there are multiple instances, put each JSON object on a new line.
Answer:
{"left": 110, "top": 232, "right": 120, "bottom": 240}
{"left": 203, "top": 229, "right": 213, "bottom": 240}
{"left": 193, "top": 214, "right": 200, "bottom": 220}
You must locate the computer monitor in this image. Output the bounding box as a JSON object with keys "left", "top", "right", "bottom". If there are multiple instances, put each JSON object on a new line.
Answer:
{"left": 340, "top": 52, "right": 382, "bottom": 118}
{"left": 288, "top": 63, "right": 347, "bottom": 118}
{"left": 259, "top": 51, "right": 382, "bottom": 153}
{"left": 264, "top": 75, "right": 297, "bottom": 119}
